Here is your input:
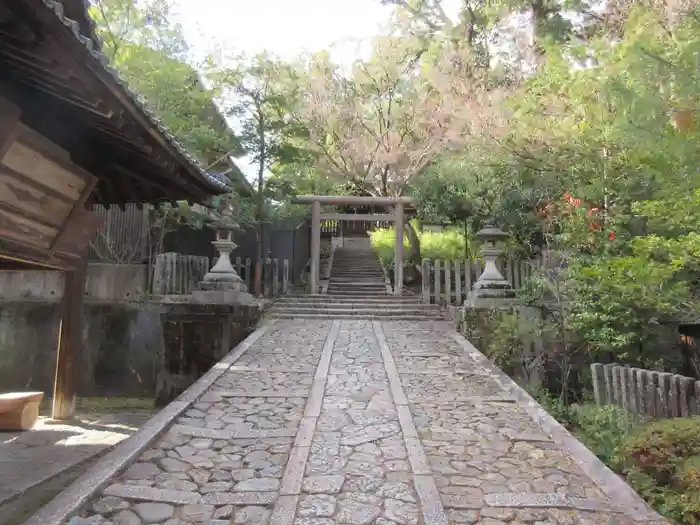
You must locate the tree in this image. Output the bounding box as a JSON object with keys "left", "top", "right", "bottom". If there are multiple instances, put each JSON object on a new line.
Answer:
{"left": 291, "top": 37, "right": 501, "bottom": 267}
{"left": 217, "top": 54, "right": 304, "bottom": 294}
{"left": 90, "top": 0, "right": 242, "bottom": 168}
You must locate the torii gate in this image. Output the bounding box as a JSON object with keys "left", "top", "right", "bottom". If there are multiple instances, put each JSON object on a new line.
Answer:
{"left": 294, "top": 195, "right": 414, "bottom": 296}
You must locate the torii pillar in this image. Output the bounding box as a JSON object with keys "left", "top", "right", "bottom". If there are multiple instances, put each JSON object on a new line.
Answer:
{"left": 394, "top": 201, "right": 404, "bottom": 296}
{"left": 294, "top": 195, "right": 413, "bottom": 296}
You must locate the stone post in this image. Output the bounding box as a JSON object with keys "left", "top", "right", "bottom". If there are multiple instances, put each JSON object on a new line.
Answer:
{"left": 310, "top": 200, "right": 321, "bottom": 294}
{"left": 394, "top": 202, "right": 404, "bottom": 296}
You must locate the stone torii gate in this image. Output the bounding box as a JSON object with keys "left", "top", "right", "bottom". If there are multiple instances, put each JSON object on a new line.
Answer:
{"left": 294, "top": 195, "right": 414, "bottom": 295}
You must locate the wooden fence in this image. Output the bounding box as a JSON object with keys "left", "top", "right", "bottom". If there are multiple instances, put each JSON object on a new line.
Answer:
{"left": 151, "top": 253, "right": 290, "bottom": 298}
{"left": 591, "top": 363, "right": 700, "bottom": 419}
{"left": 152, "top": 253, "right": 210, "bottom": 295}
{"left": 421, "top": 258, "right": 537, "bottom": 305}
{"left": 89, "top": 204, "right": 150, "bottom": 263}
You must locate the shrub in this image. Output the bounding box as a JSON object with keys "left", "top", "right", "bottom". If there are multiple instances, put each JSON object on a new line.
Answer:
{"left": 369, "top": 224, "right": 473, "bottom": 265}
{"left": 622, "top": 417, "right": 700, "bottom": 485}
{"left": 620, "top": 417, "right": 700, "bottom": 524}
{"left": 528, "top": 386, "right": 576, "bottom": 429}
{"left": 573, "top": 403, "right": 635, "bottom": 466}
{"left": 368, "top": 227, "right": 408, "bottom": 266}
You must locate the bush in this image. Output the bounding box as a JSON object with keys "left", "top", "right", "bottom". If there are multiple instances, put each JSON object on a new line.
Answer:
{"left": 528, "top": 386, "right": 576, "bottom": 429}
{"left": 369, "top": 224, "right": 473, "bottom": 265}
{"left": 573, "top": 403, "right": 635, "bottom": 465}
{"left": 622, "top": 417, "right": 700, "bottom": 485}
{"left": 620, "top": 417, "right": 700, "bottom": 524}
{"left": 369, "top": 227, "right": 408, "bottom": 266}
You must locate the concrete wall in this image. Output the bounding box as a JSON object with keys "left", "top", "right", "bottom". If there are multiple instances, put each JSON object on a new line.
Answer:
{"left": 0, "top": 263, "right": 148, "bottom": 302}
{"left": 0, "top": 298, "right": 260, "bottom": 400}
{"left": 0, "top": 301, "right": 162, "bottom": 397}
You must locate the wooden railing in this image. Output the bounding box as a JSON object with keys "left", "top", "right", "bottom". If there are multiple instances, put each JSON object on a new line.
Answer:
{"left": 420, "top": 258, "right": 537, "bottom": 305}
{"left": 591, "top": 363, "right": 700, "bottom": 419}
{"left": 152, "top": 253, "right": 290, "bottom": 298}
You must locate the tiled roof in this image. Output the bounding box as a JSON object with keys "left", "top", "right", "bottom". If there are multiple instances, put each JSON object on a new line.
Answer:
{"left": 43, "top": 0, "right": 230, "bottom": 192}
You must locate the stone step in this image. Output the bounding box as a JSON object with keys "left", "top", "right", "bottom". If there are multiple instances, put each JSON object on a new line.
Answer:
{"left": 332, "top": 269, "right": 383, "bottom": 273}
{"left": 269, "top": 307, "right": 442, "bottom": 317}
{"left": 332, "top": 268, "right": 382, "bottom": 272}
{"left": 328, "top": 283, "right": 386, "bottom": 287}
{"left": 268, "top": 312, "right": 444, "bottom": 320}
{"left": 331, "top": 276, "right": 384, "bottom": 280}
{"left": 270, "top": 303, "right": 441, "bottom": 314}
{"left": 325, "top": 288, "right": 388, "bottom": 293}
{"left": 328, "top": 282, "right": 387, "bottom": 287}
{"left": 330, "top": 276, "right": 384, "bottom": 280}
{"left": 325, "top": 291, "right": 389, "bottom": 297}
{"left": 275, "top": 296, "right": 421, "bottom": 304}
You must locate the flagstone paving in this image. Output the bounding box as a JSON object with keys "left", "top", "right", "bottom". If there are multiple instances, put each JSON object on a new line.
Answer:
{"left": 62, "top": 320, "right": 665, "bottom": 525}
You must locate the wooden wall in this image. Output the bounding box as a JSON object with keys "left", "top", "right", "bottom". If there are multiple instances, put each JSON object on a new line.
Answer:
{"left": 0, "top": 121, "right": 100, "bottom": 270}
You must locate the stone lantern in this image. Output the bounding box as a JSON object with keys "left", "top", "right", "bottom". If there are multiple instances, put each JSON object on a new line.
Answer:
{"left": 192, "top": 199, "right": 253, "bottom": 304}
{"left": 467, "top": 219, "right": 515, "bottom": 305}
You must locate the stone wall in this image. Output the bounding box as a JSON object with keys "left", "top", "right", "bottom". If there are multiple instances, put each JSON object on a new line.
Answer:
{"left": 455, "top": 304, "right": 545, "bottom": 387}
{"left": 0, "top": 299, "right": 261, "bottom": 401}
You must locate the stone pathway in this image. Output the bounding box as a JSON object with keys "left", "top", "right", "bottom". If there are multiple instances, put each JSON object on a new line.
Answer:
{"left": 56, "top": 320, "right": 665, "bottom": 525}
{"left": 0, "top": 409, "right": 155, "bottom": 525}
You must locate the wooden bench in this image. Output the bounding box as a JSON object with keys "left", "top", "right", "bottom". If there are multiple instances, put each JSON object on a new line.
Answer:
{"left": 0, "top": 392, "right": 44, "bottom": 430}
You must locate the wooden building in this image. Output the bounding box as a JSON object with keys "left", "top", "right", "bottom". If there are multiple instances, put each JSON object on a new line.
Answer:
{"left": 0, "top": 0, "right": 225, "bottom": 420}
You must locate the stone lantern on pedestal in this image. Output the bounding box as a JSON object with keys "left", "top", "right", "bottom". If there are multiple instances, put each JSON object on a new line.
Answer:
{"left": 466, "top": 219, "right": 516, "bottom": 306}
{"left": 193, "top": 199, "right": 253, "bottom": 304}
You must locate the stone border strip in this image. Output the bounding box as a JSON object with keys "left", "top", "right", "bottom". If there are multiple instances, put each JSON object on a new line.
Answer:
{"left": 216, "top": 390, "right": 310, "bottom": 398}
{"left": 372, "top": 321, "right": 449, "bottom": 525}
{"left": 170, "top": 424, "right": 298, "bottom": 440}
{"left": 228, "top": 366, "right": 317, "bottom": 373}
{"left": 23, "top": 321, "right": 275, "bottom": 525}
{"left": 449, "top": 331, "right": 668, "bottom": 523}
{"left": 406, "top": 395, "right": 516, "bottom": 403}
{"left": 271, "top": 319, "right": 341, "bottom": 525}
{"left": 101, "top": 484, "right": 278, "bottom": 506}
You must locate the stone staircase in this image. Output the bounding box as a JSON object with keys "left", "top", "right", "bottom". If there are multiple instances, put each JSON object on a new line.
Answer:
{"left": 267, "top": 246, "right": 444, "bottom": 320}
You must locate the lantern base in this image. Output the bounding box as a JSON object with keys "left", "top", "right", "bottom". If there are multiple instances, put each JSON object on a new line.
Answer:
{"left": 192, "top": 288, "right": 255, "bottom": 305}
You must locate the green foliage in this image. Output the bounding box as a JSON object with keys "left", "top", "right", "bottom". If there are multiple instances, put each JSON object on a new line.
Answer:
{"left": 528, "top": 386, "right": 576, "bottom": 428}
{"left": 619, "top": 417, "right": 700, "bottom": 524}
{"left": 369, "top": 225, "right": 473, "bottom": 265}
{"left": 573, "top": 404, "right": 635, "bottom": 465}
{"left": 91, "top": 0, "right": 241, "bottom": 167}
{"left": 369, "top": 227, "right": 410, "bottom": 267}
{"left": 482, "top": 311, "right": 527, "bottom": 375}
{"left": 565, "top": 249, "right": 694, "bottom": 357}
{"left": 623, "top": 417, "right": 700, "bottom": 484}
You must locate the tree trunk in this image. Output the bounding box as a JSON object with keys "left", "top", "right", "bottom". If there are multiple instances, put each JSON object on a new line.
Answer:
{"left": 404, "top": 221, "right": 421, "bottom": 265}
{"left": 255, "top": 110, "right": 265, "bottom": 297}
{"left": 403, "top": 221, "right": 421, "bottom": 284}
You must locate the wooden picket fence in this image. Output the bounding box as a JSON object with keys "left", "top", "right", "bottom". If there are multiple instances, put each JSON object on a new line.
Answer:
{"left": 421, "top": 258, "right": 537, "bottom": 305}
{"left": 152, "top": 253, "right": 290, "bottom": 298}
{"left": 591, "top": 363, "right": 700, "bottom": 419}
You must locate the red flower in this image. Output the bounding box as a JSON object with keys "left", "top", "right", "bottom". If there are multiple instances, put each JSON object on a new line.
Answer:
{"left": 563, "top": 192, "right": 582, "bottom": 207}
{"left": 608, "top": 231, "right": 615, "bottom": 241}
